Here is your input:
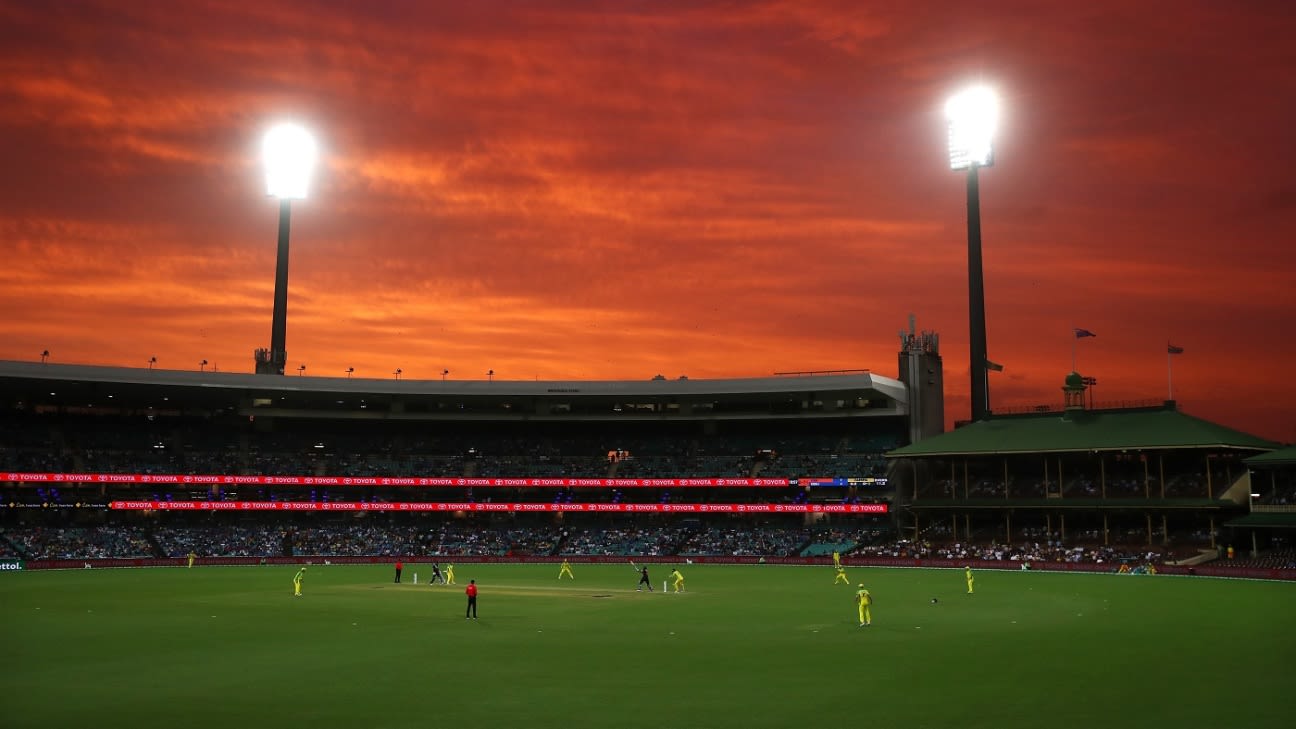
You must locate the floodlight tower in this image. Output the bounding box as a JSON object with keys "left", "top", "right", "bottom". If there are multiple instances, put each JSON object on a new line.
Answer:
{"left": 255, "top": 123, "right": 318, "bottom": 375}
{"left": 945, "top": 86, "right": 999, "bottom": 422}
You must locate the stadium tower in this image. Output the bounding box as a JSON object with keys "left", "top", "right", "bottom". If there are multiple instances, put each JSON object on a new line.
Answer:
{"left": 897, "top": 314, "right": 944, "bottom": 444}
{"left": 889, "top": 316, "right": 945, "bottom": 531}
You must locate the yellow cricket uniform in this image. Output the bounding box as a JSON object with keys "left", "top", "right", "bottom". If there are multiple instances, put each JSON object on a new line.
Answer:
{"left": 187, "top": 553, "right": 195, "bottom": 569}
{"left": 855, "top": 586, "right": 872, "bottom": 626}
{"left": 832, "top": 551, "right": 841, "bottom": 568}
{"left": 834, "top": 566, "right": 850, "bottom": 584}
{"left": 558, "top": 560, "right": 574, "bottom": 579}
{"left": 965, "top": 567, "right": 974, "bottom": 594}
{"left": 446, "top": 564, "right": 456, "bottom": 584}
{"left": 293, "top": 568, "right": 306, "bottom": 596}
{"left": 671, "top": 569, "right": 684, "bottom": 592}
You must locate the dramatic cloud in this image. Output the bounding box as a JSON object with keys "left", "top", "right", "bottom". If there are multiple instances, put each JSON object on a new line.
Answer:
{"left": 1, "top": 0, "right": 1293, "bottom": 439}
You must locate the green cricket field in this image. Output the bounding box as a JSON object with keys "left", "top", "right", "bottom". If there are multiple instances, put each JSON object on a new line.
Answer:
{"left": 2, "top": 563, "right": 1292, "bottom": 728}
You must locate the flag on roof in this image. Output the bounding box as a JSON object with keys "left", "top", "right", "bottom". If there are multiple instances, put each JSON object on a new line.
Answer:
{"left": 1074, "top": 328, "right": 1097, "bottom": 338}
{"left": 1167, "top": 344, "right": 1184, "bottom": 355}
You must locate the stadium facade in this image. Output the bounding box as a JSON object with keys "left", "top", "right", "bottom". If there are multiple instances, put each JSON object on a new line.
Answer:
{"left": 0, "top": 321, "right": 941, "bottom": 528}
{"left": 4, "top": 327, "right": 1292, "bottom": 579}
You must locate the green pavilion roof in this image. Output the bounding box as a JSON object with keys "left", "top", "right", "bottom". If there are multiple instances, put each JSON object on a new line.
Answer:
{"left": 887, "top": 403, "right": 1277, "bottom": 458}
{"left": 1244, "top": 445, "right": 1296, "bottom": 468}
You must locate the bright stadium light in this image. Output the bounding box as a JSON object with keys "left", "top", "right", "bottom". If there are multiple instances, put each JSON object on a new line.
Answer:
{"left": 945, "top": 85, "right": 1001, "bottom": 422}
{"left": 262, "top": 123, "right": 318, "bottom": 199}
{"left": 945, "top": 86, "right": 999, "bottom": 170}
{"left": 254, "top": 122, "right": 320, "bottom": 375}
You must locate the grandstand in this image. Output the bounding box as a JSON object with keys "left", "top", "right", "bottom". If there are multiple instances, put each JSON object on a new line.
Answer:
{"left": 0, "top": 342, "right": 929, "bottom": 563}
{"left": 886, "top": 371, "right": 1286, "bottom": 572}
{"left": 1219, "top": 445, "right": 1296, "bottom": 566}
{"left": 3, "top": 351, "right": 1292, "bottom": 577}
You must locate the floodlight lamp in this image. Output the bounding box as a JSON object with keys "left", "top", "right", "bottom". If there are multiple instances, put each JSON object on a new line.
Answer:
{"left": 263, "top": 123, "right": 318, "bottom": 199}
{"left": 945, "top": 86, "right": 999, "bottom": 170}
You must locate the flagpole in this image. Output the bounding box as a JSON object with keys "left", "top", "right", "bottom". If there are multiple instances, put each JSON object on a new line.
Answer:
{"left": 1071, "top": 326, "right": 1077, "bottom": 371}
{"left": 1167, "top": 346, "right": 1173, "bottom": 401}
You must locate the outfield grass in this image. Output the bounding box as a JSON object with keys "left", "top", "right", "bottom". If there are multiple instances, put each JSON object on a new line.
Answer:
{"left": 3, "top": 563, "right": 1293, "bottom": 729}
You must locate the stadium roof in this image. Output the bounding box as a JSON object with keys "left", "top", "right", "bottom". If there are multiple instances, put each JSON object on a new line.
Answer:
{"left": 0, "top": 360, "right": 908, "bottom": 422}
{"left": 886, "top": 403, "right": 1277, "bottom": 458}
{"left": 1244, "top": 445, "right": 1296, "bottom": 468}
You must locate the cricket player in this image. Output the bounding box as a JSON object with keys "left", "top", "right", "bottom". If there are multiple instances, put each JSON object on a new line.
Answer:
{"left": 558, "top": 559, "right": 575, "bottom": 580}
{"left": 637, "top": 565, "right": 653, "bottom": 592}
{"left": 187, "top": 552, "right": 196, "bottom": 569}
{"left": 834, "top": 566, "right": 850, "bottom": 585}
{"left": 445, "top": 563, "right": 456, "bottom": 584}
{"left": 855, "top": 584, "right": 872, "bottom": 626}
{"left": 430, "top": 563, "right": 444, "bottom": 585}
{"left": 670, "top": 567, "right": 684, "bottom": 593}
{"left": 832, "top": 550, "right": 842, "bottom": 568}
{"left": 293, "top": 567, "right": 306, "bottom": 597}
{"left": 965, "top": 566, "right": 974, "bottom": 594}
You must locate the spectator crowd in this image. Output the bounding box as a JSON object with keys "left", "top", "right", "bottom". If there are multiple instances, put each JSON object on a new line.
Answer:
{"left": 4, "top": 520, "right": 1282, "bottom": 570}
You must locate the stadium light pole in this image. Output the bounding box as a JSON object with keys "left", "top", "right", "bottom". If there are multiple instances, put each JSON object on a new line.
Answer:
{"left": 255, "top": 123, "right": 318, "bottom": 375}
{"left": 946, "top": 85, "right": 999, "bottom": 422}
{"left": 1082, "top": 376, "right": 1097, "bottom": 409}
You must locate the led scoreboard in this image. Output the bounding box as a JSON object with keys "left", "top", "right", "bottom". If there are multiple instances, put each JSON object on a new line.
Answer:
{"left": 794, "top": 477, "right": 889, "bottom": 488}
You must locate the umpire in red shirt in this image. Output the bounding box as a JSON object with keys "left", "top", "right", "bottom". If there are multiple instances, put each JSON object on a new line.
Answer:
{"left": 465, "top": 579, "right": 478, "bottom": 619}
{"left": 394, "top": 560, "right": 403, "bottom": 583}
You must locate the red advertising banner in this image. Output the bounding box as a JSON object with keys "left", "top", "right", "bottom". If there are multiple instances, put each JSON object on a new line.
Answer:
{"left": 6, "top": 473, "right": 789, "bottom": 487}
{"left": 107, "top": 501, "right": 887, "bottom": 514}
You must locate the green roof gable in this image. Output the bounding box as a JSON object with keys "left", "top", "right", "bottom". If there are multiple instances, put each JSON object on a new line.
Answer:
{"left": 1244, "top": 445, "right": 1296, "bottom": 467}
{"left": 887, "top": 404, "right": 1278, "bottom": 458}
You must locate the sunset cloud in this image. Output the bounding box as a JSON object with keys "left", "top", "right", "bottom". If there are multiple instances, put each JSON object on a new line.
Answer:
{"left": 0, "top": 0, "right": 1293, "bottom": 440}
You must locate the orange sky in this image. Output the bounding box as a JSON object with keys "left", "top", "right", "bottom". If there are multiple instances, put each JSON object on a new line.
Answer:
{"left": 1, "top": 1, "right": 1293, "bottom": 441}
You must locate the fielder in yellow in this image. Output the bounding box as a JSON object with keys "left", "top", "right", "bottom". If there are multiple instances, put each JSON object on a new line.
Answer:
{"left": 832, "top": 550, "right": 842, "bottom": 568}
{"left": 670, "top": 567, "right": 685, "bottom": 593}
{"left": 833, "top": 566, "right": 850, "bottom": 585}
{"left": 558, "top": 559, "right": 575, "bottom": 580}
{"left": 965, "top": 566, "right": 974, "bottom": 594}
{"left": 187, "top": 552, "right": 196, "bottom": 569}
{"left": 445, "top": 563, "right": 456, "bottom": 584}
{"left": 855, "top": 584, "right": 872, "bottom": 626}
{"left": 292, "top": 567, "right": 306, "bottom": 597}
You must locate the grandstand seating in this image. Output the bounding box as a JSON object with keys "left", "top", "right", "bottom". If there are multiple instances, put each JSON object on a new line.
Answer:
{"left": 1, "top": 415, "right": 898, "bottom": 482}
{"left": 3, "top": 411, "right": 1288, "bottom": 569}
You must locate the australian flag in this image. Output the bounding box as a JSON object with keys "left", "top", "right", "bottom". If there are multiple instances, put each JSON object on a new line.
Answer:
{"left": 1074, "top": 328, "right": 1097, "bottom": 339}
